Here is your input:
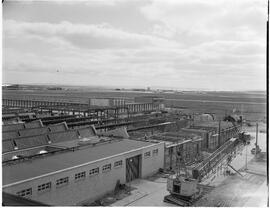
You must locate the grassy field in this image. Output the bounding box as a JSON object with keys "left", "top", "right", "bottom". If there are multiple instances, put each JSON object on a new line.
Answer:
{"left": 3, "top": 88, "right": 266, "bottom": 122}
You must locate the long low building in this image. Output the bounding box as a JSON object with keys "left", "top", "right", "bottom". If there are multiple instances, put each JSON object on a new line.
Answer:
{"left": 3, "top": 137, "right": 164, "bottom": 205}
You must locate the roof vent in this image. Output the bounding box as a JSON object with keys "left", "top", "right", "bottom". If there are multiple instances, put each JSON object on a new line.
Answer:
{"left": 38, "top": 150, "right": 48, "bottom": 154}
{"left": 11, "top": 155, "right": 19, "bottom": 160}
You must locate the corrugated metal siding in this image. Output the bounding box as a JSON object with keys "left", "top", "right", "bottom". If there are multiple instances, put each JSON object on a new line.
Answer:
{"left": 2, "top": 123, "right": 25, "bottom": 132}
{"left": 2, "top": 132, "right": 20, "bottom": 141}
{"left": 15, "top": 136, "right": 48, "bottom": 149}
{"left": 77, "top": 127, "right": 95, "bottom": 138}
{"left": 49, "top": 131, "right": 78, "bottom": 143}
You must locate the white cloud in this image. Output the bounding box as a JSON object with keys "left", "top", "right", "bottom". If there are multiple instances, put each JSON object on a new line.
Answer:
{"left": 2, "top": 0, "right": 267, "bottom": 90}
{"left": 141, "top": 0, "right": 266, "bottom": 45}
{"left": 4, "top": 20, "right": 179, "bottom": 49}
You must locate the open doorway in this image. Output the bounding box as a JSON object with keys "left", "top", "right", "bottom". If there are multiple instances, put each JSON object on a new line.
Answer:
{"left": 126, "top": 155, "right": 141, "bottom": 182}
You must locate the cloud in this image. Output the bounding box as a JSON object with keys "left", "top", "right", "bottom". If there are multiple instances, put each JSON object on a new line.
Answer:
{"left": 2, "top": 0, "right": 267, "bottom": 90}
{"left": 4, "top": 19, "right": 178, "bottom": 49}
{"left": 141, "top": 0, "right": 266, "bottom": 46}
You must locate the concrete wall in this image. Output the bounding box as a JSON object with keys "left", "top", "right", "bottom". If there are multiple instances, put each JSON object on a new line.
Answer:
{"left": 3, "top": 142, "right": 164, "bottom": 206}
{"left": 209, "top": 134, "right": 219, "bottom": 151}
{"left": 182, "top": 124, "right": 240, "bottom": 152}
{"left": 181, "top": 128, "right": 210, "bottom": 150}
{"left": 141, "top": 142, "right": 164, "bottom": 178}
{"left": 164, "top": 141, "right": 202, "bottom": 170}
{"left": 90, "top": 98, "right": 110, "bottom": 107}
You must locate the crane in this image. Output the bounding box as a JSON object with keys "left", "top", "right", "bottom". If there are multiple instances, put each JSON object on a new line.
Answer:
{"left": 164, "top": 136, "right": 243, "bottom": 206}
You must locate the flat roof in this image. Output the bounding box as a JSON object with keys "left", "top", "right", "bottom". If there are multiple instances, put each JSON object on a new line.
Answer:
{"left": 193, "top": 121, "right": 234, "bottom": 129}
{"left": 3, "top": 139, "right": 158, "bottom": 186}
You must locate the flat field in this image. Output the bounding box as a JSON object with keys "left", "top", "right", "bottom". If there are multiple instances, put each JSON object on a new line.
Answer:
{"left": 3, "top": 89, "right": 266, "bottom": 121}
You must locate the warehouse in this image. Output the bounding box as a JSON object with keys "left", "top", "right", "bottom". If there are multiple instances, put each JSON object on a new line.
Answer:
{"left": 3, "top": 137, "right": 164, "bottom": 205}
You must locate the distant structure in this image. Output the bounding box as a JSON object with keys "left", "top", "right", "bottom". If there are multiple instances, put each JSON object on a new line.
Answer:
{"left": 47, "top": 87, "right": 63, "bottom": 90}
{"left": 2, "top": 84, "right": 21, "bottom": 90}
{"left": 3, "top": 95, "right": 165, "bottom": 119}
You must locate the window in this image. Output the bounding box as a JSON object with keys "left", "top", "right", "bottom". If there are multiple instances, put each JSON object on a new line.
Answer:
{"left": 114, "top": 160, "right": 123, "bottom": 168}
{"left": 89, "top": 167, "right": 99, "bottom": 176}
{"left": 153, "top": 149, "right": 158, "bottom": 156}
{"left": 144, "top": 151, "right": 151, "bottom": 158}
{"left": 38, "top": 182, "right": 51, "bottom": 192}
{"left": 102, "top": 164, "right": 111, "bottom": 172}
{"left": 75, "top": 171, "right": 86, "bottom": 180}
{"left": 56, "top": 177, "right": 69, "bottom": 187}
{"left": 17, "top": 188, "right": 32, "bottom": 197}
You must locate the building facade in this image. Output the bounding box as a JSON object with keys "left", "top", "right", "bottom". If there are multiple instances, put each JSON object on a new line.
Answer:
{"left": 3, "top": 139, "right": 164, "bottom": 205}
{"left": 182, "top": 121, "right": 241, "bottom": 152}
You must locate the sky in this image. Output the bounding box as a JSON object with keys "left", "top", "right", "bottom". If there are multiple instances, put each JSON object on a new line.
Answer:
{"left": 2, "top": 0, "right": 267, "bottom": 91}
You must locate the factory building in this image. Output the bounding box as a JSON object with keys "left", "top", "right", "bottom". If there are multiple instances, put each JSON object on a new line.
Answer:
{"left": 2, "top": 123, "right": 164, "bottom": 206}
{"left": 127, "top": 96, "right": 165, "bottom": 114}
{"left": 89, "top": 96, "right": 165, "bottom": 115}
{"left": 3, "top": 95, "right": 164, "bottom": 118}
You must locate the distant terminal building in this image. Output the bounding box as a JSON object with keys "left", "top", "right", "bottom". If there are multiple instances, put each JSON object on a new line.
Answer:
{"left": 2, "top": 122, "right": 164, "bottom": 205}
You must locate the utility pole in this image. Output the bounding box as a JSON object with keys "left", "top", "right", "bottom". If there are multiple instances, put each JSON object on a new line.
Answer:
{"left": 218, "top": 120, "right": 221, "bottom": 148}
{"left": 245, "top": 142, "right": 248, "bottom": 170}
{"left": 266, "top": 1, "right": 269, "bottom": 207}
{"left": 255, "top": 122, "right": 258, "bottom": 157}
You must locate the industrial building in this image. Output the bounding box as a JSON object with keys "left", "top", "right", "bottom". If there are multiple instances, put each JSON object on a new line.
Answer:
{"left": 138, "top": 131, "right": 203, "bottom": 170}
{"left": 2, "top": 95, "right": 165, "bottom": 118}
{"left": 182, "top": 121, "right": 241, "bottom": 152}
{"left": 2, "top": 122, "right": 164, "bottom": 205}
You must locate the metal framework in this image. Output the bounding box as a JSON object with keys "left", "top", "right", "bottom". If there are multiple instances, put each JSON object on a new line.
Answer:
{"left": 192, "top": 137, "right": 240, "bottom": 181}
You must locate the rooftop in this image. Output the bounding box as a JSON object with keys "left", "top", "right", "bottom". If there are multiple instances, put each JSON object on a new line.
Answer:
{"left": 2, "top": 122, "right": 68, "bottom": 141}
{"left": 2, "top": 120, "right": 43, "bottom": 132}
{"left": 3, "top": 139, "right": 158, "bottom": 186}
{"left": 2, "top": 125, "right": 96, "bottom": 153}
{"left": 150, "top": 131, "right": 202, "bottom": 145}
{"left": 193, "top": 121, "right": 235, "bottom": 129}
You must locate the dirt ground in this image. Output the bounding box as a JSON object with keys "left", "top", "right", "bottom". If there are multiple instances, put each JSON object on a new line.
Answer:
{"left": 194, "top": 127, "right": 267, "bottom": 207}
{"left": 193, "top": 158, "right": 267, "bottom": 207}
